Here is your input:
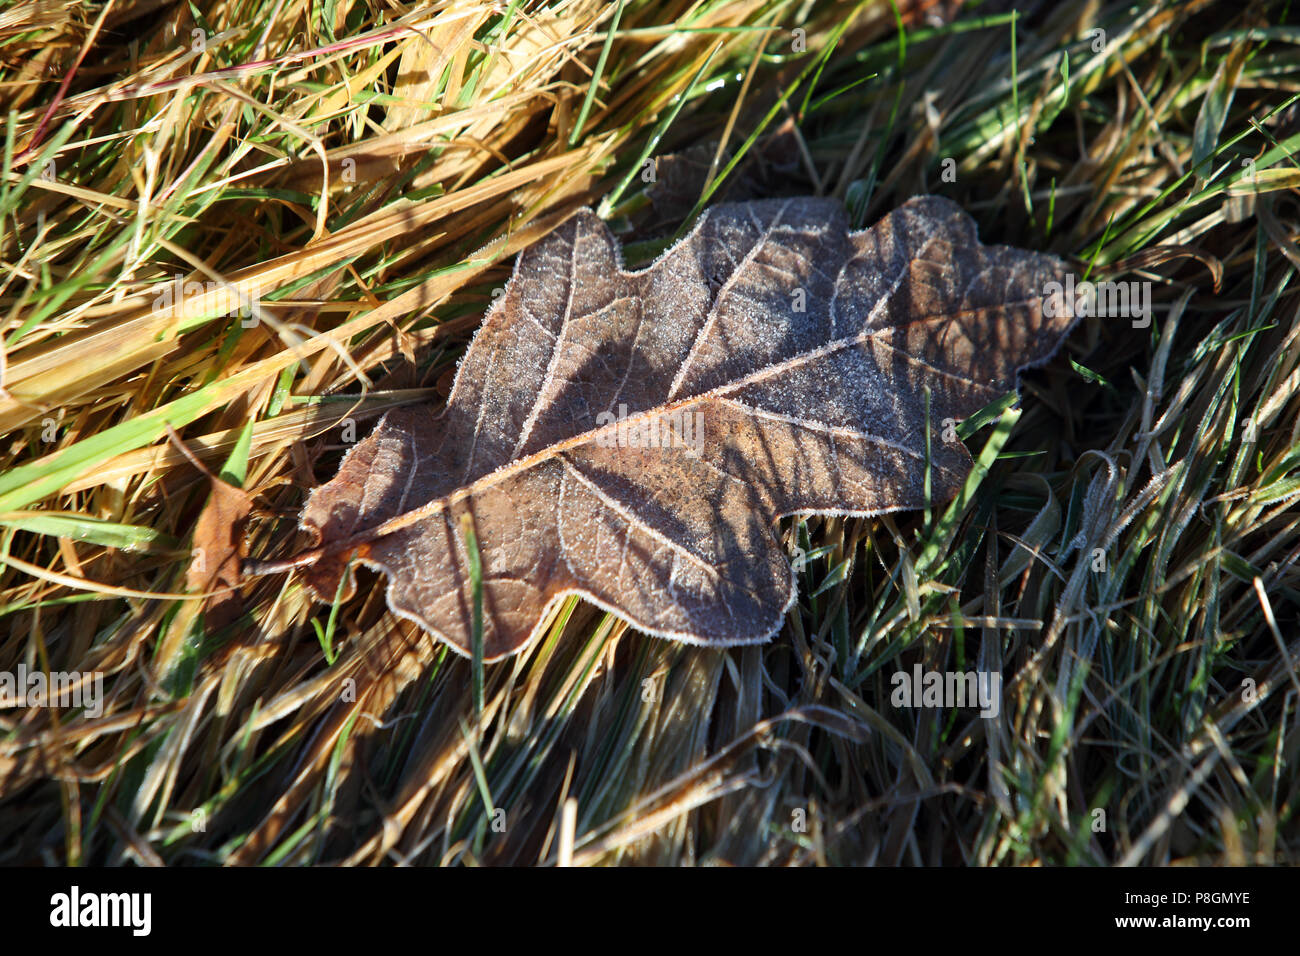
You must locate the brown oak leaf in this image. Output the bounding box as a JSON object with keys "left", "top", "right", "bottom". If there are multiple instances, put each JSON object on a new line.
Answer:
{"left": 250, "top": 196, "right": 1077, "bottom": 660}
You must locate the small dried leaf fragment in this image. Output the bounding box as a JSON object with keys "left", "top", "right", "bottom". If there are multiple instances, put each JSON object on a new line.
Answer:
{"left": 187, "top": 471, "right": 252, "bottom": 631}
{"left": 265, "top": 196, "right": 1076, "bottom": 660}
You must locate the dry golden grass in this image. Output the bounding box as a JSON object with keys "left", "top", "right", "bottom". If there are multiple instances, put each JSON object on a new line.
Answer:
{"left": 1, "top": 0, "right": 1298, "bottom": 865}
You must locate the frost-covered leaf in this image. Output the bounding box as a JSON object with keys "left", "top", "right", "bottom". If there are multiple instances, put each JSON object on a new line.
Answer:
{"left": 250, "top": 196, "right": 1076, "bottom": 660}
